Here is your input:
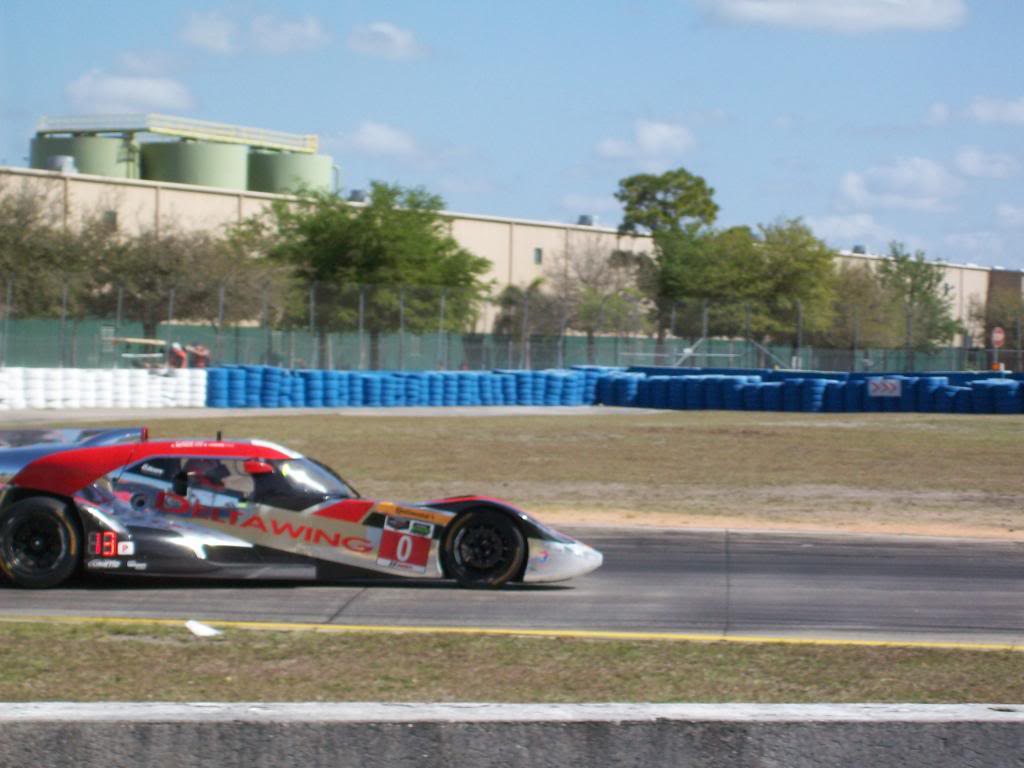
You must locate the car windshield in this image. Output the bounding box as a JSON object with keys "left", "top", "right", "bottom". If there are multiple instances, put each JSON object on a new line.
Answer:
{"left": 274, "top": 458, "right": 356, "bottom": 499}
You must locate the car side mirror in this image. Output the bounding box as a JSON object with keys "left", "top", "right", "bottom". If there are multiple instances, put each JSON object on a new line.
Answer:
{"left": 243, "top": 460, "right": 274, "bottom": 475}
{"left": 172, "top": 471, "right": 189, "bottom": 496}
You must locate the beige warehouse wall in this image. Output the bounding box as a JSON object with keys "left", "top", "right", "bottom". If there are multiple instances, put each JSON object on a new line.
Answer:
{"left": 1, "top": 167, "right": 648, "bottom": 295}
{"left": 838, "top": 251, "right": 993, "bottom": 345}
{"left": 3, "top": 166, "right": 1006, "bottom": 345}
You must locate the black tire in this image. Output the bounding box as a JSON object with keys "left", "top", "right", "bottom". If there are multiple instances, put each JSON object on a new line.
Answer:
{"left": 441, "top": 508, "right": 525, "bottom": 589}
{"left": 0, "top": 497, "right": 81, "bottom": 589}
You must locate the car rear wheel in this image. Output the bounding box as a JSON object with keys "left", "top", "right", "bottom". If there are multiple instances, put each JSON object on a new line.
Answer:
{"left": 0, "top": 497, "right": 81, "bottom": 589}
{"left": 441, "top": 509, "right": 525, "bottom": 589}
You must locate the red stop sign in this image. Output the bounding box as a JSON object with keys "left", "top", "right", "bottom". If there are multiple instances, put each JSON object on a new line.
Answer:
{"left": 991, "top": 326, "right": 1006, "bottom": 349}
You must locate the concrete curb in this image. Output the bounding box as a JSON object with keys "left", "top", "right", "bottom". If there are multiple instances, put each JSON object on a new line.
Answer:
{"left": 2, "top": 703, "right": 1022, "bottom": 767}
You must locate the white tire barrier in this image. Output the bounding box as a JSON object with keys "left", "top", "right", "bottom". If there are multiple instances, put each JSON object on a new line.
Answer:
{"left": 0, "top": 368, "right": 208, "bottom": 410}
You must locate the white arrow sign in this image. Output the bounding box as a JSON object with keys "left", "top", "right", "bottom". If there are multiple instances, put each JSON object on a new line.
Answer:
{"left": 868, "top": 379, "right": 902, "bottom": 398}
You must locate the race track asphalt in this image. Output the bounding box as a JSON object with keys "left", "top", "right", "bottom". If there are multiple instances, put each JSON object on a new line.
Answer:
{"left": 2, "top": 527, "right": 1022, "bottom": 646}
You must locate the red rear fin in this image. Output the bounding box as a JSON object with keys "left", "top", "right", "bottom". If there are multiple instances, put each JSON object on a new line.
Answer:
{"left": 314, "top": 499, "right": 375, "bottom": 524}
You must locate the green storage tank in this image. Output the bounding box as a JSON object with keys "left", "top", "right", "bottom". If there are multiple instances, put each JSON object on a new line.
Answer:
{"left": 248, "top": 151, "right": 333, "bottom": 193}
{"left": 140, "top": 140, "right": 248, "bottom": 189}
{"left": 30, "top": 135, "right": 140, "bottom": 178}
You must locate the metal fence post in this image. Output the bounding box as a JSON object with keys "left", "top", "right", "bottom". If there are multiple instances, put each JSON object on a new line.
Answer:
{"left": 793, "top": 299, "right": 803, "bottom": 370}
{"left": 167, "top": 288, "right": 176, "bottom": 348}
{"left": 557, "top": 306, "right": 568, "bottom": 369}
{"left": 905, "top": 303, "right": 914, "bottom": 373}
{"left": 1017, "top": 314, "right": 1022, "bottom": 373}
{"left": 398, "top": 286, "right": 405, "bottom": 371}
{"left": 743, "top": 302, "right": 752, "bottom": 368}
{"left": 115, "top": 284, "right": 124, "bottom": 334}
{"left": 358, "top": 286, "right": 366, "bottom": 370}
{"left": 520, "top": 291, "right": 530, "bottom": 370}
{"left": 309, "top": 281, "right": 318, "bottom": 369}
{"left": 701, "top": 300, "right": 709, "bottom": 367}
{"left": 852, "top": 307, "right": 860, "bottom": 373}
{"left": 58, "top": 281, "right": 69, "bottom": 368}
{"left": 439, "top": 288, "right": 448, "bottom": 370}
{"left": 217, "top": 284, "right": 226, "bottom": 364}
{"left": 261, "top": 288, "right": 271, "bottom": 365}
{"left": 0, "top": 280, "right": 12, "bottom": 367}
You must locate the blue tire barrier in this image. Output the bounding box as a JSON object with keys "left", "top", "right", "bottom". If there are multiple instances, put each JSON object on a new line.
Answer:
{"left": 721, "top": 376, "right": 752, "bottom": 410}
{"left": 842, "top": 380, "right": 863, "bottom": 412}
{"left": 801, "top": 379, "right": 833, "bottom": 413}
{"left": 915, "top": 376, "right": 948, "bottom": 413}
{"left": 206, "top": 368, "right": 229, "bottom": 407}
{"left": 953, "top": 387, "right": 973, "bottom": 413}
{"left": 762, "top": 382, "right": 784, "bottom": 411}
{"left": 200, "top": 366, "right": 1024, "bottom": 415}
{"left": 668, "top": 376, "right": 687, "bottom": 409}
{"left": 685, "top": 376, "right": 707, "bottom": 410}
{"left": 612, "top": 374, "right": 642, "bottom": 406}
{"left": 742, "top": 382, "right": 764, "bottom": 411}
{"left": 782, "top": 379, "right": 804, "bottom": 412}
{"left": 704, "top": 376, "right": 728, "bottom": 410}
{"left": 823, "top": 381, "right": 844, "bottom": 413}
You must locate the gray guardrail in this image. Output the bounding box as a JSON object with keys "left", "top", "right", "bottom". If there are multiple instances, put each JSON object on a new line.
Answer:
{"left": 1, "top": 703, "right": 1022, "bottom": 767}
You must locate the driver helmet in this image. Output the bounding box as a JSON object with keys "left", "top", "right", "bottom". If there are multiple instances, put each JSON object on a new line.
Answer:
{"left": 184, "top": 458, "right": 229, "bottom": 490}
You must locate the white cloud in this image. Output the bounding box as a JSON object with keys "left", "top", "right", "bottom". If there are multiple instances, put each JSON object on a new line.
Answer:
{"left": 66, "top": 69, "right": 193, "bottom": 114}
{"left": 967, "top": 96, "right": 1024, "bottom": 125}
{"left": 997, "top": 204, "right": 1024, "bottom": 228}
{"left": 347, "top": 22, "right": 422, "bottom": 60}
{"left": 115, "top": 51, "right": 177, "bottom": 76}
{"left": 944, "top": 231, "right": 1007, "bottom": 264}
{"left": 925, "top": 101, "right": 950, "bottom": 126}
{"left": 181, "top": 11, "right": 238, "bottom": 55}
{"left": 699, "top": 0, "right": 966, "bottom": 32}
{"left": 347, "top": 121, "right": 418, "bottom": 156}
{"left": 251, "top": 14, "right": 329, "bottom": 55}
{"left": 805, "top": 213, "right": 896, "bottom": 248}
{"left": 839, "top": 157, "right": 962, "bottom": 213}
{"left": 597, "top": 119, "right": 695, "bottom": 165}
{"left": 955, "top": 147, "right": 1018, "bottom": 179}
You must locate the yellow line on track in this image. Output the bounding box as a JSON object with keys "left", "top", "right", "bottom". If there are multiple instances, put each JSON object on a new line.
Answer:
{"left": 1, "top": 614, "right": 1020, "bottom": 653}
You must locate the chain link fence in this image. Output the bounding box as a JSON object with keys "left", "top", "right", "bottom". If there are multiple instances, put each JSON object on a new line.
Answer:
{"left": 0, "top": 276, "right": 1019, "bottom": 373}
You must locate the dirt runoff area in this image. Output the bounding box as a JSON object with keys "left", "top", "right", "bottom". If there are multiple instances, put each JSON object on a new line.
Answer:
{"left": 14, "top": 408, "right": 1024, "bottom": 541}
{"left": 534, "top": 488, "right": 1024, "bottom": 541}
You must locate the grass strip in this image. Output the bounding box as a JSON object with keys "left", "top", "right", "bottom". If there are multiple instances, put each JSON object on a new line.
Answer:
{"left": 43, "top": 411, "right": 1024, "bottom": 536}
{"left": 2, "top": 620, "right": 1022, "bottom": 703}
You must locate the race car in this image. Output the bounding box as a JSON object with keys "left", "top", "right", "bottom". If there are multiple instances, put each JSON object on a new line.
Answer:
{"left": 0, "top": 428, "right": 602, "bottom": 590}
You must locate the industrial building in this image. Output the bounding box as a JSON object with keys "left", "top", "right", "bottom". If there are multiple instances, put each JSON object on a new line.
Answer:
{"left": 5, "top": 113, "right": 1021, "bottom": 343}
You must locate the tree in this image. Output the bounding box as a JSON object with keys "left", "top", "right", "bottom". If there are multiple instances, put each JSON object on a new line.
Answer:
{"left": 751, "top": 219, "right": 837, "bottom": 345}
{"left": 822, "top": 261, "right": 903, "bottom": 351}
{"left": 625, "top": 219, "right": 835, "bottom": 350}
{"left": 0, "top": 181, "right": 112, "bottom": 318}
{"left": 86, "top": 227, "right": 278, "bottom": 339}
{"left": 876, "top": 243, "right": 960, "bottom": 367}
{"left": 615, "top": 167, "right": 720, "bottom": 344}
{"left": 259, "top": 182, "right": 491, "bottom": 368}
{"left": 615, "top": 167, "right": 719, "bottom": 235}
{"left": 543, "top": 236, "right": 642, "bottom": 363}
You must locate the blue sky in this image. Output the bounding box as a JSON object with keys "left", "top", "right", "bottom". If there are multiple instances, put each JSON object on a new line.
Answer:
{"left": 2, "top": 0, "right": 1023, "bottom": 267}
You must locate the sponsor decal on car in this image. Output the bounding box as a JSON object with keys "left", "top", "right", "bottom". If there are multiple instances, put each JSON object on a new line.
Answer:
{"left": 376, "top": 516, "right": 433, "bottom": 573}
{"left": 154, "top": 491, "right": 373, "bottom": 554}
{"left": 86, "top": 559, "right": 122, "bottom": 570}
{"left": 375, "top": 501, "right": 449, "bottom": 526}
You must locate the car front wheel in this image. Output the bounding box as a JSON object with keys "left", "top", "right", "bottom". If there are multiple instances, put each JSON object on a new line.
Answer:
{"left": 441, "top": 509, "right": 525, "bottom": 589}
{"left": 0, "top": 497, "right": 82, "bottom": 589}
